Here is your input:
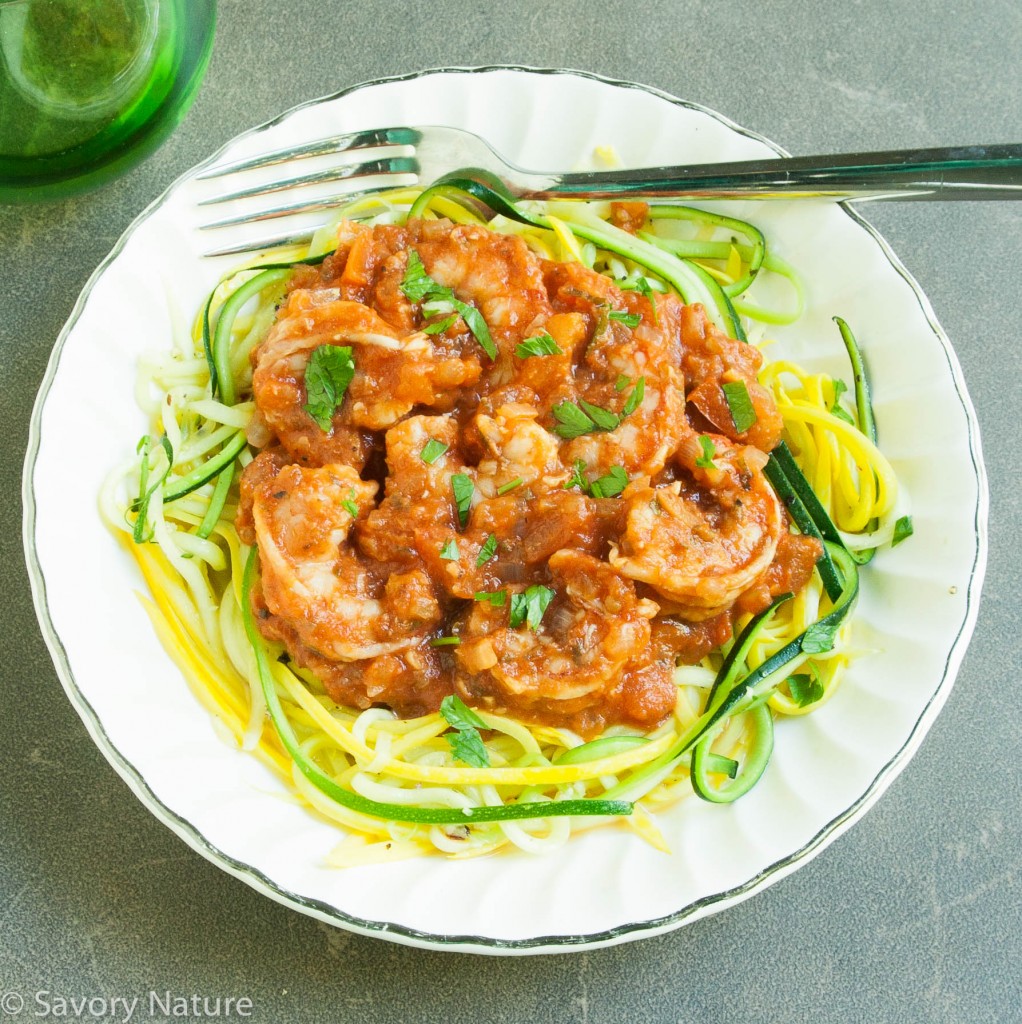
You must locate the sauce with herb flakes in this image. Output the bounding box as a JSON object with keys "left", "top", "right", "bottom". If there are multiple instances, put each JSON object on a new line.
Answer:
{"left": 237, "top": 218, "right": 819, "bottom": 737}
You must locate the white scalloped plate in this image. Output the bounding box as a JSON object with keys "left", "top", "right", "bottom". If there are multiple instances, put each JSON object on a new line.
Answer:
{"left": 23, "top": 67, "right": 987, "bottom": 954}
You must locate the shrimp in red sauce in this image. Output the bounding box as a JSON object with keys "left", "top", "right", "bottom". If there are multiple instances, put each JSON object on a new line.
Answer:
{"left": 240, "top": 217, "right": 808, "bottom": 735}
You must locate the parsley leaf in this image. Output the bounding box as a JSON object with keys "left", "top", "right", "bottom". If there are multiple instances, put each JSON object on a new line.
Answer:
{"left": 342, "top": 499, "right": 359, "bottom": 517}
{"left": 787, "top": 672, "right": 824, "bottom": 708}
{"left": 892, "top": 515, "right": 914, "bottom": 547}
{"left": 430, "top": 636, "right": 461, "bottom": 647}
{"left": 451, "top": 299, "right": 498, "bottom": 360}
{"left": 420, "top": 438, "right": 449, "bottom": 465}
{"left": 422, "top": 296, "right": 456, "bottom": 318}
{"left": 399, "top": 250, "right": 436, "bottom": 302}
{"left": 423, "top": 313, "right": 458, "bottom": 335}
{"left": 721, "top": 380, "right": 758, "bottom": 434}
{"left": 439, "top": 538, "right": 460, "bottom": 560}
{"left": 441, "top": 694, "right": 486, "bottom": 730}
{"left": 695, "top": 435, "right": 718, "bottom": 470}
{"left": 801, "top": 619, "right": 840, "bottom": 655}
{"left": 303, "top": 345, "right": 355, "bottom": 431}
{"left": 554, "top": 382, "right": 644, "bottom": 440}
{"left": 614, "top": 374, "right": 632, "bottom": 392}
{"left": 621, "top": 375, "right": 646, "bottom": 417}
{"left": 476, "top": 534, "right": 499, "bottom": 566}
{"left": 440, "top": 695, "right": 490, "bottom": 767}
{"left": 608, "top": 309, "right": 642, "bottom": 328}
{"left": 497, "top": 477, "right": 524, "bottom": 495}
{"left": 579, "top": 399, "right": 621, "bottom": 432}
{"left": 619, "top": 277, "right": 658, "bottom": 323}
{"left": 451, "top": 473, "right": 474, "bottom": 527}
{"left": 448, "top": 729, "right": 489, "bottom": 767}
{"left": 515, "top": 332, "right": 563, "bottom": 358}
{"left": 473, "top": 590, "right": 507, "bottom": 607}
{"left": 400, "top": 249, "right": 497, "bottom": 359}
{"left": 563, "top": 459, "right": 630, "bottom": 498}
{"left": 552, "top": 401, "right": 598, "bottom": 439}
{"left": 588, "top": 465, "right": 629, "bottom": 498}
{"left": 509, "top": 585, "right": 555, "bottom": 631}
{"left": 564, "top": 458, "right": 589, "bottom": 491}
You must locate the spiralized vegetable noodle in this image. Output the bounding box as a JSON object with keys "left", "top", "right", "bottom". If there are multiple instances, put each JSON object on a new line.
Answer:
{"left": 101, "top": 183, "right": 904, "bottom": 862}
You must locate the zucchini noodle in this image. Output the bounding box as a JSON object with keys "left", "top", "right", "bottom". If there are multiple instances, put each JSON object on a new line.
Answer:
{"left": 101, "top": 181, "right": 905, "bottom": 862}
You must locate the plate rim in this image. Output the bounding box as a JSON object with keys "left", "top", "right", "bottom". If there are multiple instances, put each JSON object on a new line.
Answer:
{"left": 22, "top": 64, "right": 990, "bottom": 954}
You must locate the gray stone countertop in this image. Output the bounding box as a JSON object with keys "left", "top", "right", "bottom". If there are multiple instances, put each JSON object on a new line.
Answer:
{"left": 2, "top": 1, "right": 1020, "bottom": 1021}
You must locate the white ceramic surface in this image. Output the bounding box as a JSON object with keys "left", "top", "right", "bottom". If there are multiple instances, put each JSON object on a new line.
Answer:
{"left": 23, "top": 67, "right": 987, "bottom": 954}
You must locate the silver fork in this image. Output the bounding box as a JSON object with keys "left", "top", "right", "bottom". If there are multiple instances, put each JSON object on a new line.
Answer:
{"left": 196, "top": 125, "right": 1022, "bottom": 257}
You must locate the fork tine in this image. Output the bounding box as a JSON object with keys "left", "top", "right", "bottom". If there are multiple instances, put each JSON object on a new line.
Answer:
{"left": 196, "top": 127, "right": 422, "bottom": 179}
{"left": 202, "top": 229, "right": 324, "bottom": 259}
{"left": 197, "top": 156, "right": 419, "bottom": 206}
{"left": 199, "top": 189, "right": 399, "bottom": 229}
{"left": 199, "top": 177, "right": 422, "bottom": 258}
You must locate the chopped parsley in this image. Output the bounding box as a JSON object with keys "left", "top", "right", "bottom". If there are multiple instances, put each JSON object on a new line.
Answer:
{"left": 303, "top": 345, "right": 355, "bottom": 431}
{"left": 400, "top": 250, "right": 497, "bottom": 359}
{"left": 721, "top": 380, "right": 758, "bottom": 434}
{"left": 342, "top": 490, "right": 359, "bottom": 518}
{"left": 787, "top": 671, "right": 824, "bottom": 708}
{"left": 552, "top": 378, "right": 645, "bottom": 439}
{"left": 552, "top": 400, "right": 601, "bottom": 439}
{"left": 439, "top": 538, "right": 460, "bottom": 560}
{"left": 580, "top": 399, "right": 622, "bottom": 432}
{"left": 422, "top": 296, "right": 456, "bottom": 318}
{"left": 892, "top": 514, "right": 914, "bottom": 547}
{"left": 621, "top": 375, "right": 646, "bottom": 417}
{"left": 452, "top": 301, "right": 497, "bottom": 359}
{"left": 430, "top": 636, "right": 462, "bottom": 648}
{"left": 473, "top": 589, "right": 507, "bottom": 607}
{"left": 695, "top": 435, "right": 718, "bottom": 470}
{"left": 614, "top": 374, "right": 632, "bottom": 392}
{"left": 399, "top": 250, "right": 438, "bottom": 302}
{"left": 619, "top": 277, "right": 658, "bottom": 323}
{"left": 423, "top": 313, "right": 458, "bottom": 335}
{"left": 564, "top": 458, "right": 590, "bottom": 491}
{"left": 515, "top": 332, "right": 563, "bottom": 358}
{"left": 476, "top": 533, "right": 499, "bottom": 566}
{"left": 420, "top": 438, "right": 449, "bottom": 465}
{"left": 608, "top": 309, "right": 642, "bottom": 328}
{"left": 451, "top": 473, "right": 474, "bottom": 527}
{"left": 801, "top": 618, "right": 840, "bottom": 655}
{"left": 563, "top": 458, "right": 630, "bottom": 499}
{"left": 496, "top": 477, "right": 524, "bottom": 496}
{"left": 588, "top": 465, "right": 629, "bottom": 498}
{"left": 439, "top": 695, "right": 490, "bottom": 767}
{"left": 509, "top": 585, "right": 555, "bottom": 631}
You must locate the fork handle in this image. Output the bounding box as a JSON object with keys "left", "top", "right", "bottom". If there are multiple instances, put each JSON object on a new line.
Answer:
{"left": 528, "top": 144, "right": 1022, "bottom": 201}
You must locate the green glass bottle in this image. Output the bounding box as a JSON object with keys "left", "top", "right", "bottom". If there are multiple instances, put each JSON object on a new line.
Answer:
{"left": 0, "top": 0, "right": 216, "bottom": 202}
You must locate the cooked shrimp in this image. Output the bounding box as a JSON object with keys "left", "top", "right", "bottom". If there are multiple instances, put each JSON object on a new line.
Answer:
{"left": 610, "top": 437, "right": 784, "bottom": 619}
{"left": 680, "top": 303, "right": 783, "bottom": 452}
{"left": 455, "top": 550, "right": 658, "bottom": 716}
{"left": 473, "top": 402, "right": 567, "bottom": 496}
{"left": 356, "top": 415, "right": 469, "bottom": 563}
{"left": 247, "top": 459, "right": 442, "bottom": 661}
{"left": 239, "top": 218, "right": 818, "bottom": 733}
{"left": 251, "top": 289, "right": 480, "bottom": 461}
{"left": 412, "top": 223, "right": 552, "bottom": 357}
{"left": 539, "top": 260, "right": 689, "bottom": 477}
{"left": 561, "top": 365, "right": 687, "bottom": 479}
